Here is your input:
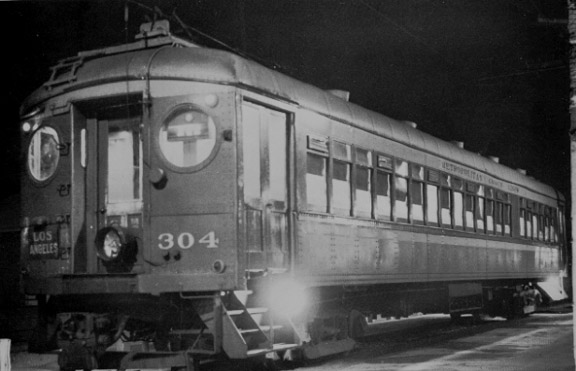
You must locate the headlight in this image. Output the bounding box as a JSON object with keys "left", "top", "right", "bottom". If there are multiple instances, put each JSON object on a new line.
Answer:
{"left": 95, "top": 227, "right": 137, "bottom": 272}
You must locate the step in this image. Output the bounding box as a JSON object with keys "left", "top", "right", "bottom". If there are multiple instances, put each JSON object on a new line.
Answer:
{"left": 239, "top": 325, "right": 282, "bottom": 335}
{"left": 246, "top": 343, "right": 300, "bottom": 357}
{"left": 227, "top": 307, "right": 269, "bottom": 316}
{"left": 169, "top": 328, "right": 210, "bottom": 335}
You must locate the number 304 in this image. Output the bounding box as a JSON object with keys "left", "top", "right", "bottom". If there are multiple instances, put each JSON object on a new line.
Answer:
{"left": 158, "top": 231, "right": 219, "bottom": 250}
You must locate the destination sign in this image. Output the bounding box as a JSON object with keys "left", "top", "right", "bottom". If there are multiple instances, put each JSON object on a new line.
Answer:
{"left": 29, "top": 224, "right": 59, "bottom": 259}
{"left": 440, "top": 161, "right": 520, "bottom": 194}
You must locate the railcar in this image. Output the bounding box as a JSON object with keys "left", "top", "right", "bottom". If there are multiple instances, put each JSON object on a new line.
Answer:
{"left": 19, "top": 21, "right": 568, "bottom": 370}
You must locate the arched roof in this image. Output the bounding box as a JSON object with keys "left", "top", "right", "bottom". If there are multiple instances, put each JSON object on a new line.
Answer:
{"left": 21, "top": 45, "right": 561, "bottom": 201}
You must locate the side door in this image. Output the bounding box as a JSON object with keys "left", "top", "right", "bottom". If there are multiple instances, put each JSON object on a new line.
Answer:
{"left": 241, "top": 101, "right": 291, "bottom": 271}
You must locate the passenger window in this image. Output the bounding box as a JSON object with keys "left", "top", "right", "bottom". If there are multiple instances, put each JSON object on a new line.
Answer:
{"left": 394, "top": 177, "right": 409, "bottom": 222}
{"left": 465, "top": 194, "right": 475, "bottom": 232}
{"left": 376, "top": 170, "right": 392, "bottom": 220}
{"left": 394, "top": 159, "right": 409, "bottom": 222}
{"left": 410, "top": 164, "right": 424, "bottom": 224}
{"left": 355, "top": 148, "right": 372, "bottom": 217}
{"left": 454, "top": 191, "right": 464, "bottom": 229}
{"left": 410, "top": 181, "right": 424, "bottom": 224}
{"left": 526, "top": 211, "right": 533, "bottom": 238}
{"left": 476, "top": 197, "right": 485, "bottom": 232}
{"left": 306, "top": 152, "right": 328, "bottom": 212}
{"left": 426, "top": 184, "right": 439, "bottom": 225}
{"left": 486, "top": 199, "right": 495, "bottom": 233}
{"left": 550, "top": 210, "right": 557, "bottom": 242}
{"left": 533, "top": 212, "right": 540, "bottom": 240}
{"left": 504, "top": 204, "right": 511, "bottom": 236}
{"left": 332, "top": 142, "right": 352, "bottom": 215}
{"left": 520, "top": 208, "right": 526, "bottom": 237}
{"left": 495, "top": 202, "right": 503, "bottom": 234}
{"left": 475, "top": 186, "right": 485, "bottom": 232}
{"left": 440, "top": 174, "right": 452, "bottom": 228}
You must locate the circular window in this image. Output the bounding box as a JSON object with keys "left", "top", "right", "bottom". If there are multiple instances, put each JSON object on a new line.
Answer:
{"left": 27, "top": 126, "right": 60, "bottom": 182}
{"left": 159, "top": 106, "right": 218, "bottom": 170}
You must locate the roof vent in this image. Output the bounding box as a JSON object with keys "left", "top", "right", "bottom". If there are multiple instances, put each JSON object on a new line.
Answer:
{"left": 517, "top": 168, "right": 527, "bottom": 175}
{"left": 451, "top": 141, "right": 464, "bottom": 149}
{"left": 327, "top": 89, "right": 350, "bottom": 101}
{"left": 488, "top": 156, "right": 500, "bottom": 163}
{"left": 404, "top": 121, "right": 417, "bottom": 129}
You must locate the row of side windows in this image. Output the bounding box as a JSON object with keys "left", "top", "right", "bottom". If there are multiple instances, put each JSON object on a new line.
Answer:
{"left": 519, "top": 200, "right": 559, "bottom": 243}
{"left": 305, "top": 135, "right": 523, "bottom": 236}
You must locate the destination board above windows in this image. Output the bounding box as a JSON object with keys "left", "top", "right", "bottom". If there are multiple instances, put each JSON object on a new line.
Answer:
{"left": 377, "top": 155, "right": 392, "bottom": 170}
{"left": 307, "top": 134, "right": 329, "bottom": 154}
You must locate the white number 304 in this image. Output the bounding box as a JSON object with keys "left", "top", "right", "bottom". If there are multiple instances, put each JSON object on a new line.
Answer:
{"left": 158, "top": 231, "right": 219, "bottom": 250}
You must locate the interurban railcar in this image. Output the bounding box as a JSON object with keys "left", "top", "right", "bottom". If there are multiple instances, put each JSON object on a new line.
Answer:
{"left": 19, "top": 21, "right": 567, "bottom": 370}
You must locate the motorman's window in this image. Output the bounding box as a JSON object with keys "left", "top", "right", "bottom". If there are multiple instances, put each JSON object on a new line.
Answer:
{"left": 440, "top": 174, "right": 452, "bottom": 228}
{"left": 332, "top": 141, "right": 352, "bottom": 215}
{"left": 410, "top": 164, "right": 424, "bottom": 224}
{"left": 394, "top": 159, "right": 409, "bottom": 223}
{"left": 306, "top": 135, "right": 329, "bottom": 212}
{"left": 355, "top": 148, "right": 373, "bottom": 217}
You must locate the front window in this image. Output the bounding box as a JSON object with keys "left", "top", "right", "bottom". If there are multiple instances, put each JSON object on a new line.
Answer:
{"left": 27, "top": 126, "right": 60, "bottom": 182}
{"left": 159, "top": 105, "right": 217, "bottom": 169}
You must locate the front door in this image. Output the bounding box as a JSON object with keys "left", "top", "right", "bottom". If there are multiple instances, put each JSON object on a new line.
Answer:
{"left": 242, "top": 101, "right": 290, "bottom": 271}
{"left": 84, "top": 111, "right": 143, "bottom": 273}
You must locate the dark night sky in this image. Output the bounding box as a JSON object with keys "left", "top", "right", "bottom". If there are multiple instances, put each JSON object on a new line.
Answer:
{"left": 1, "top": 0, "right": 570, "bottom": 200}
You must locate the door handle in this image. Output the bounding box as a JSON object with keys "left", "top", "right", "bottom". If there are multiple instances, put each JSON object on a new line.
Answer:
{"left": 98, "top": 207, "right": 107, "bottom": 214}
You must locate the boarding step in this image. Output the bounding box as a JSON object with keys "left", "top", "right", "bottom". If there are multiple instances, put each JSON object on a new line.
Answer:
{"left": 227, "top": 307, "right": 268, "bottom": 316}
{"left": 246, "top": 343, "right": 300, "bottom": 358}
{"left": 239, "top": 325, "right": 283, "bottom": 334}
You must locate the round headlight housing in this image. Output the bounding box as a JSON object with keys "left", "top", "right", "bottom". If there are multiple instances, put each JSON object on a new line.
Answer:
{"left": 95, "top": 227, "right": 137, "bottom": 272}
{"left": 158, "top": 105, "right": 218, "bottom": 171}
{"left": 96, "top": 227, "right": 123, "bottom": 261}
{"left": 27, "top": 126, "right": 60, "bottom": 182}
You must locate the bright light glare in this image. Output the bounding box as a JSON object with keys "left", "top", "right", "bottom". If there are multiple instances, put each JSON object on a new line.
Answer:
{"left": 22, "top": 122, "right": 31, "bottom": 132}
{"left": 268, "top": 280, "right": 308, "bottom": 317}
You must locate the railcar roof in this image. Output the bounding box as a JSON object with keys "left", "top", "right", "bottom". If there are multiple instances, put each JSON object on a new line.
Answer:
{"left": 21, "top": 45, "right": 561, "bottom": 201}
